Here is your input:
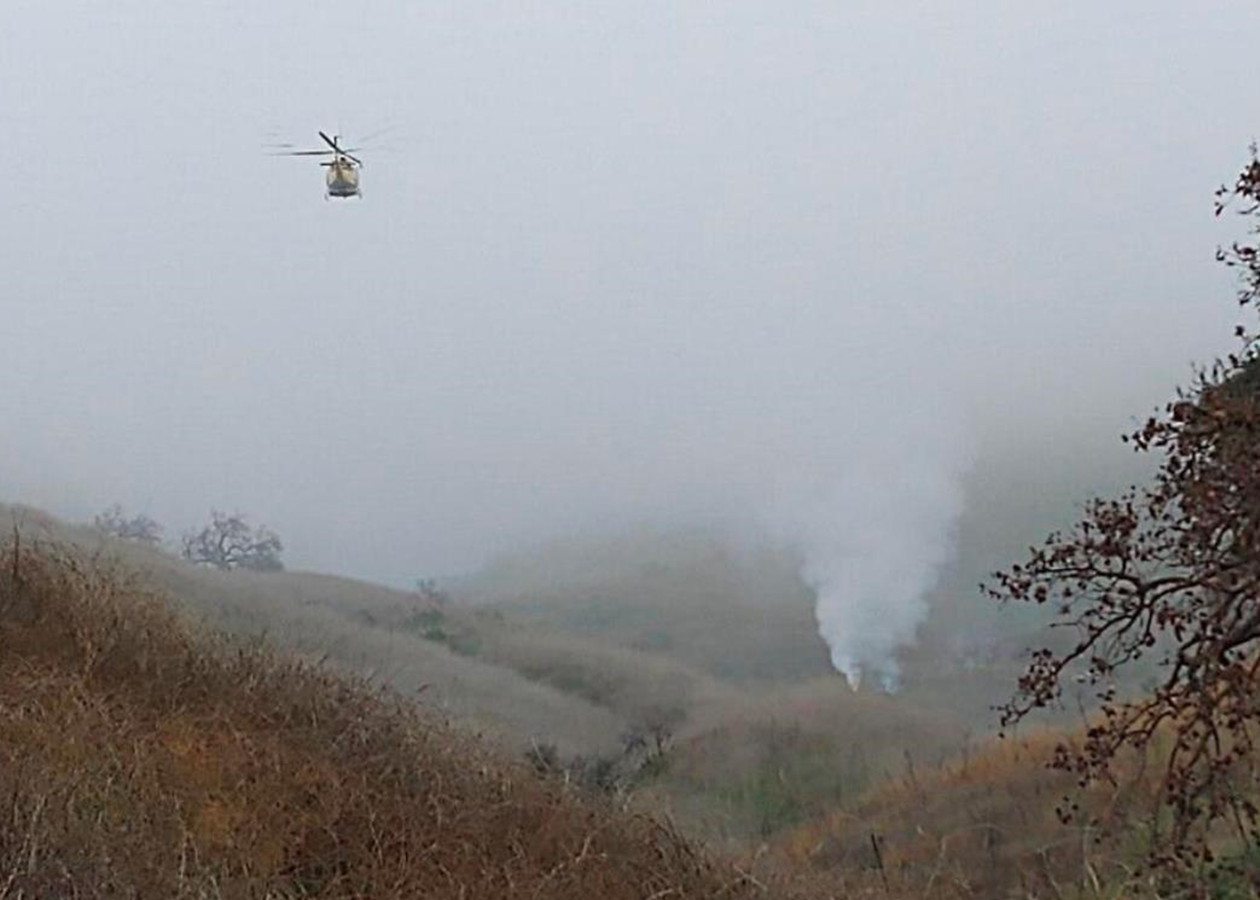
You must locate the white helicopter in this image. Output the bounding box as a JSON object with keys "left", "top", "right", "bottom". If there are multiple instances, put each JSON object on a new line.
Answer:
{"left": 273, "top": 131, "right": 364, "bottom": 199}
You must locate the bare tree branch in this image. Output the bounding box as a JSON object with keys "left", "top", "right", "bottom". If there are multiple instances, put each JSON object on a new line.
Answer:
{"left": 989, "top": 148, "right": 1260, "bottom": 888}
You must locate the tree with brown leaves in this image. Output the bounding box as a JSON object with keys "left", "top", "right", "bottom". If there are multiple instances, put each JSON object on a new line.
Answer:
{"left": 989, "top": 148, "right": 1260, "bottom": 887}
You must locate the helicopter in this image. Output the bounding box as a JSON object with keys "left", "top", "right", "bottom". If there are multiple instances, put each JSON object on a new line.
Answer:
{"left": 273, "top": 131, "right": 364, "bottom": 199}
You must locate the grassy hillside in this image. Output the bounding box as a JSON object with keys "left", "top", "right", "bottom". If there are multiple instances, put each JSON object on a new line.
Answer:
{"left": 641, "top": 681, "right": 969, "bottom": 845}
{"left": 0, "top": 536, "right": 811, "bottom": 899}
{"left": 455, "top": 519, "right": 1066, "bottom": 724}
{"left": 775, "top": 727, "right": 1260, "bottom": 900}
{"left": 2, "top": 504, "right": 637, "bottom": 756}
{"left": 769, "top": 729, "right": 1166, "bottom": 900}
{"left": 0, "top": 501, "right": 1115, "bottom": 856}
{"left": 3, "top": 496, "right": 1203, "bottom": 898}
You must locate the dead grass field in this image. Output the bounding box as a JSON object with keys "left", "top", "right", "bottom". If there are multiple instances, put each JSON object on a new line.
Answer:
{"left": 1, "top": 503, "right": 630, "bottom": 757}
{"left": 4, "top": 503, "right": 1203, "bottom": 899}
{"left": 0, "top": 536, "right": 813, "bottom": 899}
{"left": 774, "top": 730, "right": 1174, "bottom": 900}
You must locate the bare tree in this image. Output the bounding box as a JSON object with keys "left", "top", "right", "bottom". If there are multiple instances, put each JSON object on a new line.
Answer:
{"left": 989, "top": 148, "right": 1260, "bottom": 885}
{"left": 414, "top": 577, "right": 449, "bottom": 607}
{"left": 93, "top": 504, "right": 162, "bottom": 544}
{"left": 181, "top": 510, "right": 284, "bottom": 572}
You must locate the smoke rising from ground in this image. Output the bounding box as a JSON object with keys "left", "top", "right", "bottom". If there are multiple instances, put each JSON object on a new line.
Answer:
{"left": 786, "top": 446, "right": 969, "bottom": 689}
{"left": 760, "top": 347, "right": 972, "bottom": 687}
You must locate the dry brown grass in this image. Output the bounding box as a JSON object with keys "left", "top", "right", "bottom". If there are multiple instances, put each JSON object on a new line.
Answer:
{"left": 644, "top": 681, "right": 969, "bottom": 848}
{"left": 0, "top": 503, "right": 629, "bottom": 757}
{"left": 774, "top": 730, "right": 1168, "bottom": 899}
{"left": 0, "top": 537, "right": 808, "bottom": 899}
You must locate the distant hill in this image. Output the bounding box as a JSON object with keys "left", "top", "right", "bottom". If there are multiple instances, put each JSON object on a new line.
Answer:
{"left": 454, "top": 519, "right": 1073, "bottom": 729}
{"left": 456, "top": 527, "right": 834, "bottom": 684}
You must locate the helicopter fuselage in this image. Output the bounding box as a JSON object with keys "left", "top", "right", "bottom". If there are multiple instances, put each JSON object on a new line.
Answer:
{"left": 325, "top": 157, "right": 360, "bottom": 198}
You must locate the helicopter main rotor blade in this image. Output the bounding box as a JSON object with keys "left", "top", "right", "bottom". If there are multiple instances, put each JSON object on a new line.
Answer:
{"left": 272, "top": 149, "right": 336, "bottom": 156}
{"left": 318, "top": 130, "right": 363, "bottom": 166}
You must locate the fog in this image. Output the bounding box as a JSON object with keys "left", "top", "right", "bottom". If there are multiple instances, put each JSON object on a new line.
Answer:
{"left": 4, "top": 2, "right": 1259, "bottom": 677}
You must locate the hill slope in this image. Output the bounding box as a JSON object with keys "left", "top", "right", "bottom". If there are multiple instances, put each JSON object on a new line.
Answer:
{"left": 0, "top": 504, "right": 1050, "bottom": 846}
{"left": 2, "top": 504, "right": 646, "bottom": 757}
{"left": 0, "top": 536, "right": 803, "bottom": 899}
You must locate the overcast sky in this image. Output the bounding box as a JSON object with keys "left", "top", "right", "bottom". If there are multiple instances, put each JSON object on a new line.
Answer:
{"left": 4, "top": 1, "right": 1260, "bottom": 587}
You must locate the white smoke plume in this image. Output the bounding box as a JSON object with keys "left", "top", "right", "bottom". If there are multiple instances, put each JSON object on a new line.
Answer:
{"left": 769, "top": 398, "right": 971, "bottom": 691}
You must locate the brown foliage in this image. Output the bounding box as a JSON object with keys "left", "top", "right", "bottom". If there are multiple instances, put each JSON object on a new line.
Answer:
{"left": 0, "top": 538, "right": 797, "bottom": 899}
{"left": 988, "top": 148, "right": 1260, "bottom": 887}
{"left": 777, "top": 731, "right": 1165, "bottom": 900}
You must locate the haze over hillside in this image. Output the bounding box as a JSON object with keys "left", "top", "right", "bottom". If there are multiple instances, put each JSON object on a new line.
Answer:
{"left": 6, "top": 2, "right": 1259, "bottom": 685}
